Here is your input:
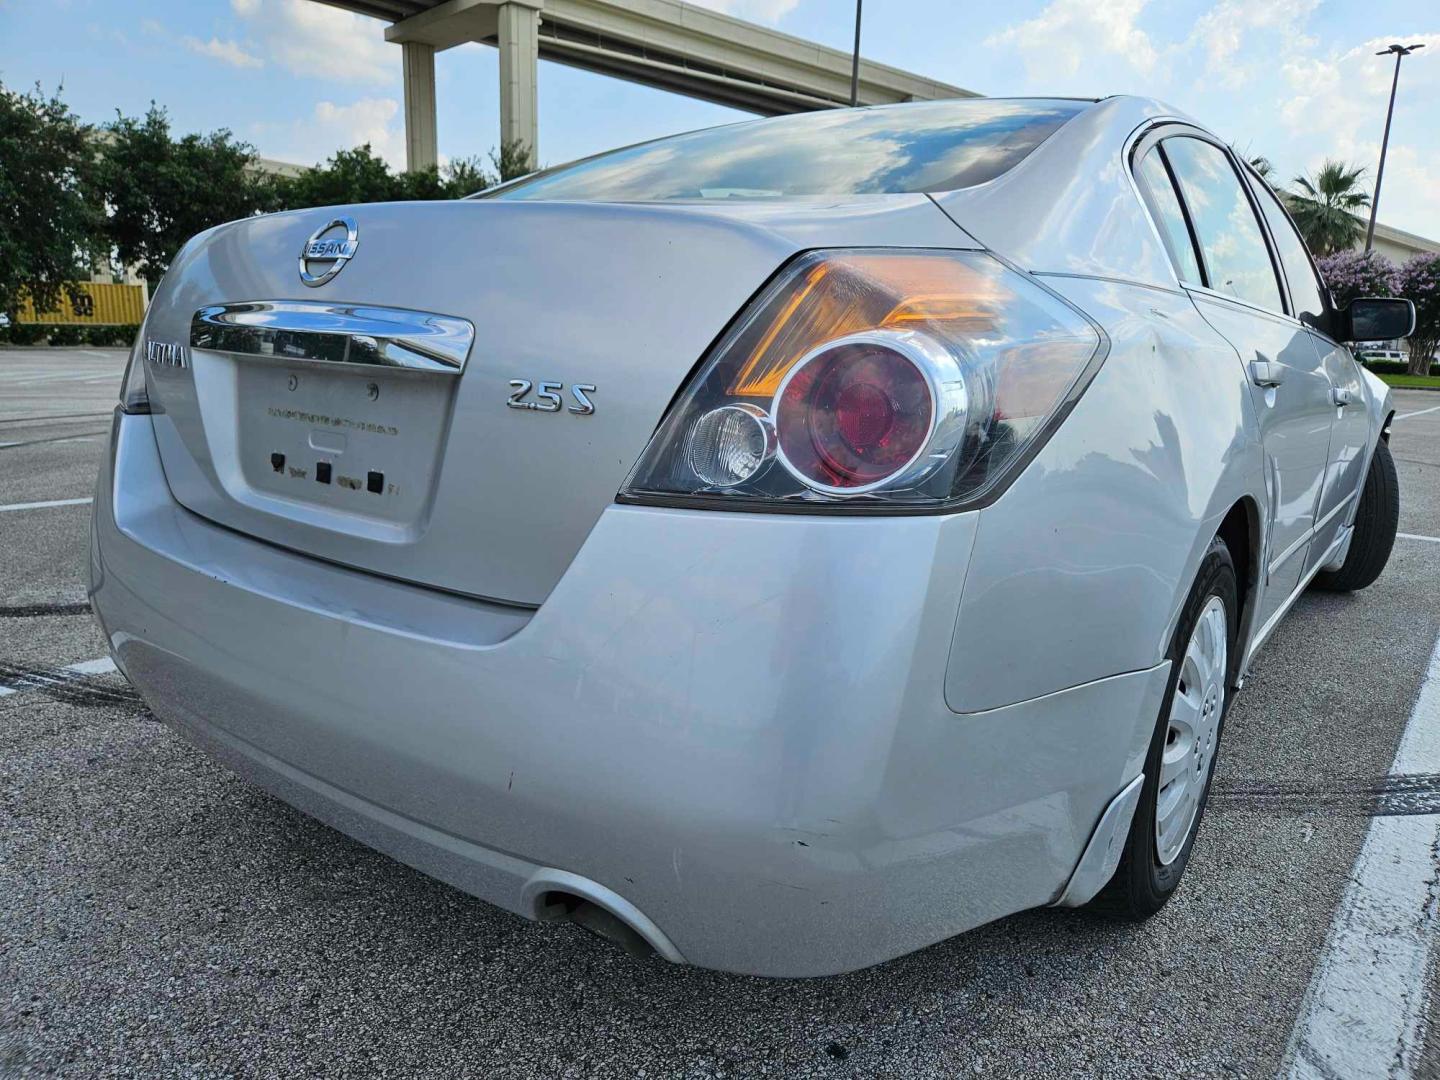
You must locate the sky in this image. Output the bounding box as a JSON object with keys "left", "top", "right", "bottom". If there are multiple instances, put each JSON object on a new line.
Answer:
{"left": 2, "top": 0, "right": 1437, "bottom": 237}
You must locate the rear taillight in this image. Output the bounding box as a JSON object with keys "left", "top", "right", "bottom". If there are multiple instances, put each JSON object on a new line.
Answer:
{"left": 774, "top": 331, "right": 959, "bottom": 494}
{"left": 620, "top": 249, "right": 1103, "bottom": 512}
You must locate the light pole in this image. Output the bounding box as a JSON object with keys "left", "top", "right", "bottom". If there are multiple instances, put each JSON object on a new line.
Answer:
{"left": 849, "top": 0, "right": 863, "bottom": 107}
{"left": 1365, "top": 42, "right": 1425, "bottom": 253}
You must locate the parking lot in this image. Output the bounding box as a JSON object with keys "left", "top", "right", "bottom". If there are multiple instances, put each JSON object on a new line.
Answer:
{"left": 2, "top": 346, "right": 1438, "bottom": 1078}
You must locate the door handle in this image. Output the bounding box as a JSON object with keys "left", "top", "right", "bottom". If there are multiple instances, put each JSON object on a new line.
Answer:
{"left": 1249, "top": 360, "right": 1285, "bottom": 388}
{"left": 1332, "top": 386, "right": 1359, "bottom": 407}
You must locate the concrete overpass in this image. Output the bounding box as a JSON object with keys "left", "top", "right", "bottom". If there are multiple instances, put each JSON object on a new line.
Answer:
{"left": 313, "top": 0, "right": 975, "bottom": 170}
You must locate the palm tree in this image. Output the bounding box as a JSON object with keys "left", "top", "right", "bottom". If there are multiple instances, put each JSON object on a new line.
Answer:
{"left": 1248, "top": 155, "right": 1276, "bottom": 183}
{"left": 1288, "top": 160, "right": 1371, "bottom": 256}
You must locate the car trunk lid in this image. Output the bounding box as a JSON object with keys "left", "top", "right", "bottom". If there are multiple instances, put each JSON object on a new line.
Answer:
{"left": 140, "top": 196, "right": 964, "bottom": 605}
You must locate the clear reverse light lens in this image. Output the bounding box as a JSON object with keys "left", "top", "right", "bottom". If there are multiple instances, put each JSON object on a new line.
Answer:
{"left": 621, "top": 249, "right": 1103, "bottom": 512}
{"left": 686, "top": 403, "right": 776, "bottom": 487}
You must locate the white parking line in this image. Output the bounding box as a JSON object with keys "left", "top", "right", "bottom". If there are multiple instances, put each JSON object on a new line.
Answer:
{"left": 1399, "top": 532, "right": 1440, "bottom": 545}
{"left": 1395, "top": 404, "right": 1440, "bottom": 421}
{"left": 0, "top": 497, "right": 93, "bottom": 513}
{"left": 1281, "top": 635, "right": 1440, "bottom": 1079}
{"left": 0, "top": 656, "right": 117, "bottom": 698}
{"left": 64, "top": 657, "right": 119, "bottom": 676}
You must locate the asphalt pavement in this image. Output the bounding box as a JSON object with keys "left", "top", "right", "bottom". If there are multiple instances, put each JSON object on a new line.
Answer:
{"left": 1, "top": 347, "right": 1438, "bottom": 1079}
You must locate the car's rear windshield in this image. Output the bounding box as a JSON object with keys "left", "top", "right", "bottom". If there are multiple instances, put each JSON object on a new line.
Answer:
{"left": 485, "top": 98, "right": 1091, "bottom": 203}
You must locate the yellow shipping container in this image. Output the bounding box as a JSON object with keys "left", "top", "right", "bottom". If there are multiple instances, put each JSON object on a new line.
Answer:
{"left": 18, "top": 282, "right": 147, "bottom": 325}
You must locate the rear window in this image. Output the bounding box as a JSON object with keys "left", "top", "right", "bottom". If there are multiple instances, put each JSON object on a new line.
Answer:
{"left": 487, "top": 98, "right": 1090, "bottom": 203}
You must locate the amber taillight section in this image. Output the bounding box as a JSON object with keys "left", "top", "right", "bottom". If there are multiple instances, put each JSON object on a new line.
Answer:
{"left": 726, "top": 254, "right": 1005, "bottom": 398}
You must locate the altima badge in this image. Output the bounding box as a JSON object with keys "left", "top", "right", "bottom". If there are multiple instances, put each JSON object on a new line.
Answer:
{"left": 145, "top": 340, "right": 189, "bottom": 369}
{"left": 299, "top": 216, "right": 359, "bottom": 287}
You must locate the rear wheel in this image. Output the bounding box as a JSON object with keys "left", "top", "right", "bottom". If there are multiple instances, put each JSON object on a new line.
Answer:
{"left": 1090, "top": 536, "right": 1237, "bottom": 919}
{"left": 1313, "top": 439, "right": 1399, "bottom": 593}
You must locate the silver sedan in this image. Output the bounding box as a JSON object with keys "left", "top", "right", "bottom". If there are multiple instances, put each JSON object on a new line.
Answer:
{"left": 90, "top": 96, "right": 1410, "bottom": 976}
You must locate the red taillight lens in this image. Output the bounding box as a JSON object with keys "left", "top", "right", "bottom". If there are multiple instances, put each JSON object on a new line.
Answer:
{"left": 775, "top": 338, "right": 934, "bottom": 492}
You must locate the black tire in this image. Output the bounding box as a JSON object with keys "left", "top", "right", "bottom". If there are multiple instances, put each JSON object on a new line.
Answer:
{"left": 1089, "top": 536, "right": 1238, "bottom": 919}
{"left": 1313, "top": 439, "right": 1399, "bottom": 593}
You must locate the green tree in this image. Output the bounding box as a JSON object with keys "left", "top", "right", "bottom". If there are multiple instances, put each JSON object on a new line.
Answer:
{"left": 95, "top": 104, "right": 269, "bottom": 287}
{"left": 268, "top": 145, "right": 500, "bottom": 208}
{"left": 0, "top": 82, "right": 103, "bottom": 319}
{"left": 270, "top": 144, "right": 402, "bottom": 208}
{"left": 491, "top": 139, "right": 534, "bottom": 183}
{"left": 393, "top": 164, "right": 452, "bottom": 201}
{"left": 1247, "top": 154, "right": 1276, "bottom": 184}
{"left": 1288, "top": 160, "right": 1370, "bottom": 257}
{"left": 443, "top": 155, "right": 492, "bottom": 196}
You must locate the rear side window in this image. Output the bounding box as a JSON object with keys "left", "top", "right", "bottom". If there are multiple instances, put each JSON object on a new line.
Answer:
{"left": 1135, "top": 148, "right": 1202, "bottom": 283}
{"left": 488, "top": 99, "right": 1090, "bottom": 202}
{"left": 1249, "top": 175, "right": 1328, "bottom": 324}
{"left": 1162, "top": 137, "right": 1284, "bottom": 313}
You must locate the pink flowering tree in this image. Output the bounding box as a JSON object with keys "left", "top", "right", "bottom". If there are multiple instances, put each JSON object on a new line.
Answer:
{"left": 1315, "top": 249, "right": 1398, "bottom": 309}
{"left": 1396, "top": 253, "right": 1440, "bottom": 375}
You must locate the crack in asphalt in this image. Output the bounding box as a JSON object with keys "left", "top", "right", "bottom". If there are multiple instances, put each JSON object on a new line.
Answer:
{"left": 1211, "top": 773, "right": 1440, "bottom": 817}
{"left": 0, "top": 659, "right": 142, "bottom": 710}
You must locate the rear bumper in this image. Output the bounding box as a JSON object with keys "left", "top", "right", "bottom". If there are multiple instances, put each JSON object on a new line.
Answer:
{"left": 91, "top": 411, "right": 1163, "bottom": 976}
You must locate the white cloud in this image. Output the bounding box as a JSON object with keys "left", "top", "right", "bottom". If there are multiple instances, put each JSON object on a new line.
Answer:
{"left": 1280, "top": 34, "right": 1440, "bottom": 139}
{"left": 1190, "top": 0, "right": 1319, "bottom": 85}
{"left": 1277, "top": 34, "right": 1440, "bottom": 244}
{"left": 231, "top": 0, "right": 395, "bottom": 85}
{"left": 316, "top": 98, "right": 402, "bottom": 160}
{"left": 982, "top": 1, "right": 1439, "bottom": 238}
{"left": 690, "top": 0, "right": 800, "bottom": 24}
{"left": 985, "top": 0, "right": 1160, "bottom": 87}
{"left": 183, "top": 35, "right": 264, "bottom": 69}
{"left": 255, "top": 97, "right": 405, "bottom": 169}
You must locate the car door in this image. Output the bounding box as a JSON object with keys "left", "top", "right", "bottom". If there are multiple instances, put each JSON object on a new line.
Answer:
{"left": 1136, "top": 132, "right": 1336, "bottom": 632}
{"left": 1242, "top": 169, "right": 1371, "bottom": 570}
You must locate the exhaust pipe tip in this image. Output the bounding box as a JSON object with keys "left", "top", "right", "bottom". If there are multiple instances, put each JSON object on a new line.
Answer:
{"left": 537, "top": 892, "right": 655, "bottom": 959}
{"left": 521, "top": 868, "right": 686, "bottom": 964}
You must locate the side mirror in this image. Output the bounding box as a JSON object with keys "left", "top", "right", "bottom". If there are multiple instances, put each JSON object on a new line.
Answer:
{"left": 1341, "top": 297, "right": 1415, "bottom": 343}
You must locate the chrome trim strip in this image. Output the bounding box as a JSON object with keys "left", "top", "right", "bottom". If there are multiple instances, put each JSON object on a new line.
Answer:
{"left": 1187, "top": 283, "right": 1298, "bottom": 326}
{"left": 191, "top": 301, "right": 473, "bottom": 374}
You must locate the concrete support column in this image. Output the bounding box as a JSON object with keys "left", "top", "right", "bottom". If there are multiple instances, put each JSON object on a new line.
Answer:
{"left": 402, "top": 41, "right": 439, "bottom": 172}
{"left": 497, "top": 2, "right": 540, "bottom": 164}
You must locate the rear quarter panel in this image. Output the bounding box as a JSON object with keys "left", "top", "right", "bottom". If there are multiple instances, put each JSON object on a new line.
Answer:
{"left": 946, "top": 277, "right": 1264, "bottom": 712}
